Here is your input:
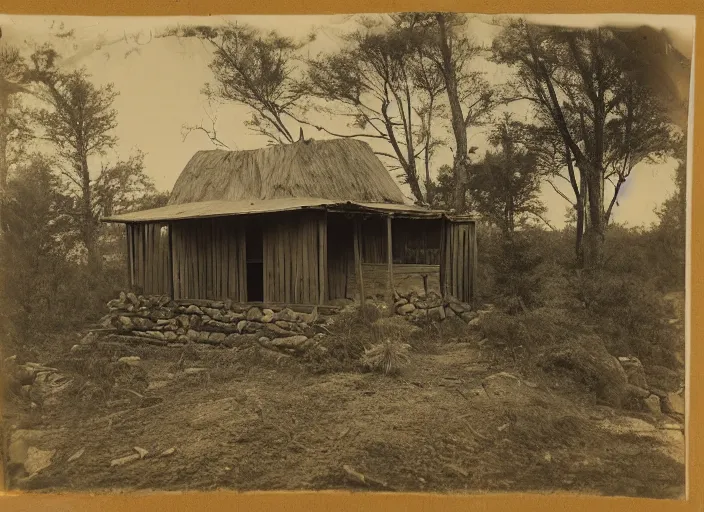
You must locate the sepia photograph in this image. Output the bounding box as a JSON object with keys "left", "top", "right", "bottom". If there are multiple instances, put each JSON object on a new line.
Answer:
{"left": 0, "top": 12, "right": 693, "bottom": 498}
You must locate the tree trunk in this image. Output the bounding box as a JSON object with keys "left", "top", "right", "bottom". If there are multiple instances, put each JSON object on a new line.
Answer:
{"left": 582, "top": 163, "right": 605, "bottom": 268}
{"left": 575, "top": 168, "right": 586, "bottom": 267}
{"left": 79, "top": 154, "right": 100, "bottom": 269}
{"left": 0, "top": 91, "right": 8, "bottom": 234}
{"left": 436, "top": 13, "right": 469, "bottom": 212}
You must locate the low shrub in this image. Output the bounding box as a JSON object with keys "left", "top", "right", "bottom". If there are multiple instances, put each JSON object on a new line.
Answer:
{"left": 361, "top": 339, "right": 411, "bottom": 376}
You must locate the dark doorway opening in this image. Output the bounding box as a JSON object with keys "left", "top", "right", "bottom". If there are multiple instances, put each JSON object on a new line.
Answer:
{"left": 245, "top": 225, "right": 264, "bottom": 302}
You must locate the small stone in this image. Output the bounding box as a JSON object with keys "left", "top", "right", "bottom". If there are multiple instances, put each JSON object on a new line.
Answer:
{"left": 160, "top": 447, "right": 176, "bottom": 457}
{"left": 644, "top": 395, "right": 662, "bottom": 415}
{"left": 118, "top": 316, "right": 133, "bottom": 329}
{"left": 127, "top": 292, "right": 139, "bottom": 305}
{"left": 67, "top": 448, "right": 85, "bottom": 462}
{"left": 163, "top": 331, "right": 178, "bottom": 341}
{"left": 185, "top": 305, "right": 203, "bottom": 315}
{"left": 25, "top": 447, "right": 55, "bottom": 475}
{"left": 119, "top": 291, "right": 127, "bottom": 302}
{"left": 543, "top": 452, "right": 552, "bottom": 462}
{"left": 110, "top": 453, "right": 140, "bottom": 467}
{"left": 428, "top": 306, "right": 446, "bottom": 322}
{"left": 70, "top": 344, "right": 81, "bottom": 353}
{"left": 203, "top": 307, "right": 220, "bottom": 318}
{"left": 146, "top": 330, "right": 165, "bottom": 340}
{"left": 260, "top": 314, "right": 274, "bottom": 323}
{"left": 450, "top": 302, "right": 469, "bottom": 314}
{"left": 270, "top": 335, "right": 309, "bottom": 349}
{"left": 274, "top": 308, "right": 298, "bottom": 323}
{"left": 211, "top": 301, "right": 225, "bottom": 309}
{"left": 209, "top": 332, "right": 226, "bottom": 343}
{"left": 237, "top": 320, "right": 247, "bottom": 333}
{"left": 118, "top": 356, "right": 141, "bottom": 366}
{"left": 259, "top": 336, "right": 271, "bottom": 344}
{"left": 187, "top": 329, "right": 199, "bottom": 341}
{"left": 246, "top": 307, "right": 263, "bottom": 322}
{"left": 667, "top": 392, "right": 685, "bottom": 415}
{"left": 394, "top": 298, "right": 409, "bottom": 307}
{"left": 262, "top": 309, "right": 274, "bottom": 316}
{"left": 184, "top": 367, "right": 207, "bottom": 375}
{"left": 397, "top": 303, "right": 416, "bottom": 315}
{"left": 467, "top": 316, "right": 481, "bottom": 328}
{"left": 134, "top": 447, "right": 148, "bottom": 459}
{"left": 619, "top": 356, "right": 648, "bottom": 389}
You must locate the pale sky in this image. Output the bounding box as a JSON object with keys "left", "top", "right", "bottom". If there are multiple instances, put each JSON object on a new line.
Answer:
{"left": 0, "top": 13, "right": 695, "bottom": 228}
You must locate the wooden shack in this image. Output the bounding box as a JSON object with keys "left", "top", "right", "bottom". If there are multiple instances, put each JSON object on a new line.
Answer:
{"left": 102, "top": 139, "right": 477, "bottom": 306}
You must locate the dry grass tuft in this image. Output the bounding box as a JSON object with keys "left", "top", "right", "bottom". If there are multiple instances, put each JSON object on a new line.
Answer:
{"left": 361, "top": 339, "right": 412, "bottom": 376}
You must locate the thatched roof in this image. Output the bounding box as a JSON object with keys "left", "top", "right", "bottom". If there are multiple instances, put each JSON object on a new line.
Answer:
{"left": 168, "top": 138, "right": 408, "bottom": 206}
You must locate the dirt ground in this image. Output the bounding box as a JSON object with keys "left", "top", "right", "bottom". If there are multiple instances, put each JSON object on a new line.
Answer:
{"left": 2, "top": 326, "right": 685, "bottom": 498}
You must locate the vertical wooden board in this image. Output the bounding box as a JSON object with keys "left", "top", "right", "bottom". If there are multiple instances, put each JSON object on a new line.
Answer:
{"left": 184, "top": 225, "right": 191, "bottom": 299}
{"left": 318, "top": 215, "right": 326, "bottom": 304}
{"left": 471, "top": 223, "right": 478, "bottom": 304}
{"left": 439, "top": 220, "right": 446, "bottom": 297}
{"left": 221, "top": 223, "right": 227, "bottom": 299}
{"left": 301, "top": 221, "right": 310, "bottom": 303}
{"left": 458, "top": 226, "right": 466, "bottom": 302}
{"left": 238, "top": 224, "right": 246, "bottom": 302}
{"left": 190, "top": 224, "right": 197, "bottom": 299}
{"left": 463, "top": 225, "right": 471, "bottom": 303}
{"left": 461, "top": 225, "right": 468, "bottom": 301}
{"left": 386, "top": 216, "right": 393, "bottom": 301}
{"left": 126, "top": 225, "right": 134, "bottom": 290}
{"left": 353, "top": 219, "right": 365, "bottom": 303}
{"left": 444, "top": 224, "right": 452, "bottom": 298}
{"left": 310, "top": 218, "right": 318, "bottom": 304}
{"left": 145, "top": 224, "right": 152, "bottom": 294}
{"left": 453, "top": 225, "right": 460, "bottom": 299}
{"left": 137, "top": 224, "right": 144, "bottom": 293}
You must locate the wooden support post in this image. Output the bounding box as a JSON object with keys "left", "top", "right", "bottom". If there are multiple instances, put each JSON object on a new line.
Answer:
{"left": 318, "top": 213, "right": 327, "bottom": 304}
{"left": 126, "top": 224, "right": 134, "bottom": 290}
{"left": 471, "top": 222, "right": 478, "bottom": 306}
{"left": 439, "top": 218, "right": 447, "bottom": 299}
{"left": 168, "top": 222, "right": 176, "bottom": 299}
{"left": 386, "top": 215, "right": 394, "bottom": 303}
{"left": 353, "top": 217, "right": 365, "bottom": 304}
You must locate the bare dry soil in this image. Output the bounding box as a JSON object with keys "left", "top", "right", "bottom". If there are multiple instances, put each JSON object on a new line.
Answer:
{"left": 2, "top": 329, "right": 685, "bottom": 498}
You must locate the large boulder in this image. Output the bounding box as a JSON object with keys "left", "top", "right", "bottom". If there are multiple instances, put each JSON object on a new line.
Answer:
{"left": 540, "top": 336, "right": 629, "bottom": 407}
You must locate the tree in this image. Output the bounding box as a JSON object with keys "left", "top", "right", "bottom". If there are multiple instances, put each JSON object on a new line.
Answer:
{"left": 27, "top": 45, "right": 119, "bottom": 268}
{"left": 469, "top": 114, "right": 546, "bottom": 235}
{"left": 492, "top": 20, "right": 676, "bottom": 267}
{"left": 157, "top": 23, "right": 311, "bottom": 145}
{"left": 0, "top": 155, "right": 75, "bottom": 336}
{"left": 305, "top": 17, "right": 440, "bottom": 203}
{"left": 0, "top": 45, "right": 32, "bottom": 232}
{"left": 394, "top": 13, "right": 494, "bottom": 212}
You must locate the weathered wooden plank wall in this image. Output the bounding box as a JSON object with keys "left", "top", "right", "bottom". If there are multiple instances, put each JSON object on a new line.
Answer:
{"left": 170, "top": 218, "right": 247, "bottom": 301}
{"left": 262, "top": 212, "right": 323, "bottom": 304}
{"left": 443, "top": 221, "right": 476, "bottom": 303}
{"left": 127, "top": 222, "right": 171, "bottom": 296}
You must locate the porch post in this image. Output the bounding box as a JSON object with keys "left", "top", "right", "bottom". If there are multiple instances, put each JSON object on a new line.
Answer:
{"left": 318, "top": 212, "right": 328, "bottom": 304}
{"left": 353, "top": 217, "right": 365, "bottom": 304}
{"left": 386, "top": 215, "right": 394, "bottom": 303}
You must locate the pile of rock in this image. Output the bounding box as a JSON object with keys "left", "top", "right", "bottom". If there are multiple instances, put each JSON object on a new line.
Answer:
{"left": 392, "top": 291, "right": 476, "bottom": 324}
{"left": 618, "top": 356, "right": 685, "bottom": 417}
{"left": 106, "top": 292, "right": 338, "bottom": 349}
